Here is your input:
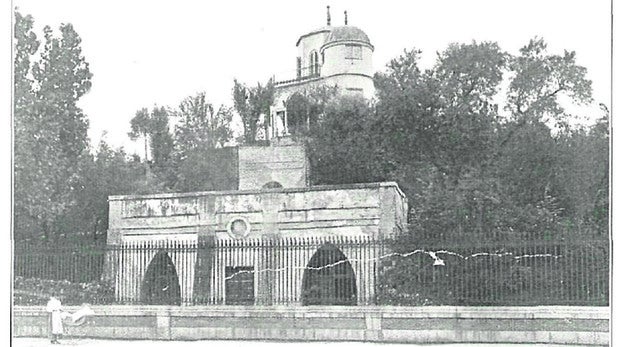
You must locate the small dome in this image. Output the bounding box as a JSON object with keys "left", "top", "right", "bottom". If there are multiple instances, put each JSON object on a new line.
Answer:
{"left": 324, "top": 26, "right": 372, "bottom": 46}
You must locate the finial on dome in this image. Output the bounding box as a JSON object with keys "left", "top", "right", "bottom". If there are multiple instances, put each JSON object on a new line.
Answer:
{"left": 344, "top": 10, "right": 348, "bottom": 25}
{"left": 327, "top": 6, "right": 331, "bottom": 26}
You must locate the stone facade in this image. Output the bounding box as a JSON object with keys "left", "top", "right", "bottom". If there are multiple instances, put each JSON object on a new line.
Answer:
{"left": 106, "top": 179, "right": 407, "bottom": 304}
{"left": 108, "top": 182, "right": 406, "bottom": 244}
{"left": 104, "top": 10, "right": 405, "bottom": 306}
{"left": 238, "top": 141, "right": 309, "bottom": 190}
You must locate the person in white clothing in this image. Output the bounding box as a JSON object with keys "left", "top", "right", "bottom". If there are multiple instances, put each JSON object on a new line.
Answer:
{"left": 45, "top": 296, "right": 63, "bottom": 344}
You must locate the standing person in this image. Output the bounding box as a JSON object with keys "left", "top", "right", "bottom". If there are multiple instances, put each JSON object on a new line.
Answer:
{"left": 46, "top": 295, "right": 63, "bottom": 344}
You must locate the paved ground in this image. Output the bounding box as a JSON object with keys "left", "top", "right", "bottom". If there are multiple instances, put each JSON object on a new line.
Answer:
{"left": 11, "top": 338, "right": 597, "bottom": 347}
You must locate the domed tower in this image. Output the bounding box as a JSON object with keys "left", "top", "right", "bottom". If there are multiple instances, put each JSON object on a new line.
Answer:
{"left": 318, "top": 19, "right": 374, "bottom": 97}
{"left": 268, "top": 7, "right": 375, "bottom": 140}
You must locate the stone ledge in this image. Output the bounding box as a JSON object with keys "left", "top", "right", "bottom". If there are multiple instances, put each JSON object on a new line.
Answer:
{"left": 108, "top": 182, "right": 402, "bottom": 201}
{"left": 13, "top": 305, "right": 609, "bottom": 345}
{"left": 381, "top": 329, "right": 609, "bottom": 345}
{"left": 15, "top": 305, "right": 609, "bottom": 319}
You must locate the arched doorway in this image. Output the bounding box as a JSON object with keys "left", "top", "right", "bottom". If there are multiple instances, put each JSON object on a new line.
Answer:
{"left": 141, "top": 251, "right": 181, "bottom": 305}
{"left": 301, "top": 244, "right": 357, "bottom": 305}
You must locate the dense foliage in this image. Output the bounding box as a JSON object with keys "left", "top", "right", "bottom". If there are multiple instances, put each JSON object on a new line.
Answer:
{"left": 232, "top": 79, "right": 274, "bottom": 144}
{"left": 292, "top": 40, "right": 607, "bottom": 304}
{"left": 14, "top": 10, "right": 97, "bottom": 243}
{"left": 301, "top": 39, "right": 606, "bottom": 239}
{"left": 374, "top": 229, "right": 609, "bottom": 306}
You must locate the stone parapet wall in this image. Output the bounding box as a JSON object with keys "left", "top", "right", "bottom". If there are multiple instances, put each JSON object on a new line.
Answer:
{"left": 13, "top": 305, "right": 609, "bottom": 345}
{"left": 238, "top": 144, "right": 308, "bottom": 190}
{"left": 108, "top": 182, "right": 407, "bottom": 243}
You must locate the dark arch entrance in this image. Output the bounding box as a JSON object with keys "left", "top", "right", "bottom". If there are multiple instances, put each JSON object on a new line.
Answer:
{"left": 141, "top": 251, "right": 181, "bottom": 305}
{"left": 301, "top": 244, "right": 357, "bottom": 305}
{"left": 262, "top": 181, "right": 283, "bottom": 189}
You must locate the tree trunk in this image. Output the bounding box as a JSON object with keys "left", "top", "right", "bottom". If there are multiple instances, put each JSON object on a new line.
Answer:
{"left": 144, "top": 136, "right": 148, "bottom": 162}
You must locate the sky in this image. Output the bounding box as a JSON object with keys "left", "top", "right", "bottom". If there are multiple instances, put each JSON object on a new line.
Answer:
{"left": 12, "top": 0, "right": 612, "bottom": 155}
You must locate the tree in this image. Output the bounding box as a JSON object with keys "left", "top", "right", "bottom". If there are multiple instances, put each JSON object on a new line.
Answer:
{"left": 87, "top": 138, "right": 152, "bottom": 237}
{"left": 174, "top": 147, "right": 238, "bottom": 192}
{"left": 372, "top": 38, "right": 597, "bottom": 242}
{"left": 60, "top": 135, "right": 163, "bottom": 241}
{"left": 127, "top": 93, "right": 235, "bottom": 193}
{"left": 232, "top": 79, "right": 274, "bottom": 144}
{"left": 170, "top": 92, "right": 235, "bottom": 192}
{"left": 285, "top": 85, "right": 338, "bottom": 137}
{"left": 492, "top": 38, "right": 595, "bottom": 226}
{"left": 14, "top": 11, "right": 93, "bottom": 242}
{"left": 32, "top": 23, "right": 92, "bottom": 158}
{"left": 149, "top": 106, "right": 174, "bottom": 172}
{"left": 128, "top": 108, "right": 151, "bottom": 161}
{"left": 127, "top": 106, "right": 174, "bottom": 193}
{"left": 306, "top": 95, "right": 395, "bottom": 185}
{"left": 14, "top": 9, "right": 41, "bottom": 240}
{"left": 174, "top": 92, "right": 233, "bottom": 159}
{"left": 128, "top": 106, "right": 174, "bottom": 171}
{"left": 373, "top": 41, "right": 601, "bottom": 306}
{"left": 375, "top": 42, "right": 506, "bottom": 181}
{"left": 552, "top": 108, "right": 609, "bottom": 233}
{"left": 589, "top": 110, "right": 610, "bottom": 232}
{"left": 374, "top": 48, "right": 430, "bottom": 168}
{"left": 14, "top": 10, "right": 39, "bottom": 116}
{"left": 428, "top": 41, "right": 506, "bottom": 178}
{"left": 505, "top": 38, "right": 592, "bottom": 125}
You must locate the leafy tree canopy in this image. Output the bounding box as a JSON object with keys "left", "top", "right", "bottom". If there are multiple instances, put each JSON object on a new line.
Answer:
{"left": 232, "top": 79, "right": 274, "bottom": 144}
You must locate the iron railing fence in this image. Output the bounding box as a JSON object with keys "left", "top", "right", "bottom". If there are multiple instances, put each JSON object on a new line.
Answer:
{"left": 14, "top": 241, "right": 107, "bottom": 284}
{"left": 379, "top": 232, "right": 609, "bottom": 306}
{"left": 105, "top": 235, "right": 383, "bottom": 306}
{"left": 13, "top": 232, "right": 609, "bottom": 306}
{"left": 274, "top": 65, "right": 322, "bottom": 86}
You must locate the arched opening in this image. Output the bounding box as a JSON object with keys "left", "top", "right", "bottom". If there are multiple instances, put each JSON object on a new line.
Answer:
{"left": 301, "top": 244, "right": 357, "bottom": 305}
{"left": 141, "top": 251, "right": 181, "bottom": 305}
{"left": 262, "top": 181, "right": 283, "bottom": 189}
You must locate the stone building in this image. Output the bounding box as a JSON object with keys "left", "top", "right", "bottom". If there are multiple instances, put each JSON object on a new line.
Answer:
{"left": 268, "top": 6, "right": 375, "bottom": 139}
{"left": 106, "top": 8, "right": 407, "bottom": 306}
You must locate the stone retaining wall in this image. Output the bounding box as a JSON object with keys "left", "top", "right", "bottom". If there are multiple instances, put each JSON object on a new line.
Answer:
{"left": 13, "top": 305, "right": 609, "bottom": 345}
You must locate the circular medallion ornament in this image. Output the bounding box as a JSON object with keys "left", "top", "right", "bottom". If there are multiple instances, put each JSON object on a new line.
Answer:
{"left": 226, "top": 217, "right": 251, "bottom": 239}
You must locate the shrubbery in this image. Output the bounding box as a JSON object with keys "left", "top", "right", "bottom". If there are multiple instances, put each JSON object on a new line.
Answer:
{"left": 375, "top": 231, "right": 609, "bottom": 306}
{"left": 13, "top": 276, "right": 114, "bottom": 306}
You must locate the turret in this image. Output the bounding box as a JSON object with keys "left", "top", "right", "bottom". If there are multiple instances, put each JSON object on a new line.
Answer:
{"left": 269, "top": 7, "right": 375, "bottom": 140}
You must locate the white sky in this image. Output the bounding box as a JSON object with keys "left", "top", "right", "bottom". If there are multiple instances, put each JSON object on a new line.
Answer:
{"left": 13, "top": 0, "right": 612, "bottom": 155}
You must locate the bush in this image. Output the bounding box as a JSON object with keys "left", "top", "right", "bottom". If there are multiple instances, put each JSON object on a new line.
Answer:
{"left": 375, "top": 234, "right": 609, "bottom": 306}
{"left": 13, "top": 276, "right": 114, "bottom": 306}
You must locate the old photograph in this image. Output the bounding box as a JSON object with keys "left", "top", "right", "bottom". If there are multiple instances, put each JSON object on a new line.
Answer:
{"left": 11, "top": 0, "right": 611, "bottom": 346}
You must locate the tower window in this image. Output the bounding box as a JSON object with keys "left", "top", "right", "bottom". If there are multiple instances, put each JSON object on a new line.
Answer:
{"left": 296, "top": 57, "right": 302, "bottom": 78}
{"left": 309, "top": 51, "right": 319, "bottom": 76}
{"left": 345, "top": 45, "right": 362, "bottom": 60}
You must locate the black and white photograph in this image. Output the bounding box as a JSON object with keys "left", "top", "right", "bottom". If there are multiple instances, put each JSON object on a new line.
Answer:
{"left": 9, "top": 1, "right": 612, "bottom": 346}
